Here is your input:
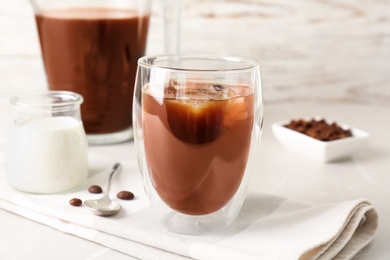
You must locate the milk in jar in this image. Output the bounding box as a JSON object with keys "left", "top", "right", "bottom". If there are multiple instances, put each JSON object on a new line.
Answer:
{"left": 5, "top": 91, "right": 88, "bottom": 194}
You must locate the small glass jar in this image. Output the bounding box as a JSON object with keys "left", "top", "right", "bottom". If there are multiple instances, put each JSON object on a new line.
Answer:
{"left": 6, "top": 91, "right": 88, "bottom": 194}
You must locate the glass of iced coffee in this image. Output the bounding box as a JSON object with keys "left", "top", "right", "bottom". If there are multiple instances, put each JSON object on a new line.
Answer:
{"left": 133, "top": 55, "right": 263, "bottom": 234}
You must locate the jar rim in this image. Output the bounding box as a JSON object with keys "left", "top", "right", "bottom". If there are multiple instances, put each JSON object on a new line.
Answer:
{"left": 10, "top": 91, "right": 83, "bottom": 112}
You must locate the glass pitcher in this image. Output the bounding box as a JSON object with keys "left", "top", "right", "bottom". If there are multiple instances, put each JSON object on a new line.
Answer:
{"left": 29, "top": 0, "right": 181, "bottom": 144}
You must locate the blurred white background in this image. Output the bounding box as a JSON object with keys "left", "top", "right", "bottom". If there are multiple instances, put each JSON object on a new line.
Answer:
{"left": 1, "top": 0, "right": 389, "bottom": 105}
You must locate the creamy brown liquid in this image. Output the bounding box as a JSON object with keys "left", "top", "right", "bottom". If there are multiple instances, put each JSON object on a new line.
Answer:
{"left": 142, "top": 81, "right": 254, "bottom": 215}
{"left": 35, "top": 8, "right": 149, "bottom": 134}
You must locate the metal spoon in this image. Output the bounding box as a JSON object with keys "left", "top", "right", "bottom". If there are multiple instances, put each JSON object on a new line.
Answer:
{"left": 84, "top": 163, "right": 122, "bottom": 216}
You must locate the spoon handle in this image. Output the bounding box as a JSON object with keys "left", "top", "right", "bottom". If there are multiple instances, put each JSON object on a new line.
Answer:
{"left": 106, "top": 163, "right": 122, "bottom": 196}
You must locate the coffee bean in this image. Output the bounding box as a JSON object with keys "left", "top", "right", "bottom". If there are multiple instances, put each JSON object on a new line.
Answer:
{"left": 284, "top": 118, "right": 352, "bottom": 141}
{"left": 69, "top": 198, "right": 82, "bottom": 207}
{"left": 88, "top": 185, "right": 102, "bottom": 194}
{"left": 117, "top": 191, "right": 134, "bottom": 200}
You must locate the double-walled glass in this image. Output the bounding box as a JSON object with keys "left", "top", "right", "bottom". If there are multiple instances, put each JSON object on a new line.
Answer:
{"left": 133, "top": 55, "right": 263, "bottom": 234}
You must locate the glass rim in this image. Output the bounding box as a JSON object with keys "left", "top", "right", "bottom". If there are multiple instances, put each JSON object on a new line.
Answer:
{"left": 137, "top": 54, "right": 260, "bottom": 72}
{"left": 10, "top": 90, "right": 83, "bottom": 109}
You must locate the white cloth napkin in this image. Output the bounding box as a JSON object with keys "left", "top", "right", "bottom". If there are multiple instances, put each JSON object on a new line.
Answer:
{"left": 0, "top": 152, "right": 378, "bottom": 260}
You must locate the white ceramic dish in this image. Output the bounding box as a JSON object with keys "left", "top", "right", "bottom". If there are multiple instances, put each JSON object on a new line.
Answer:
{"left": 272, "top": 118, "right": 369, "bottom": 163}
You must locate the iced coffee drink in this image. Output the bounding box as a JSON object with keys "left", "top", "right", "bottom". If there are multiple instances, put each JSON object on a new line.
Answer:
{"left": 142, "top": 80, "right": 254, "bottom": 215}
{"left": 134, "top": 55, "right": 262, "bottom": 234}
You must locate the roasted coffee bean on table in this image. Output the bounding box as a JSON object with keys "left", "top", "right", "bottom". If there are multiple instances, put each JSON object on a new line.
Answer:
{"left": 69, "top": 198, "right": 82, "bottom": 207}
{"left": 117, "top": 191, "right": 134, "bottom": 200}
{"left": 88, "top": 185, "right": 103, "bottom": 194}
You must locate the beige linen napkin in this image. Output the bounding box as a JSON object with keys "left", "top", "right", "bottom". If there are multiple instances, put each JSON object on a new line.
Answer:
{"left": 0, "top": 152, "right": 378, "bottom": 260}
